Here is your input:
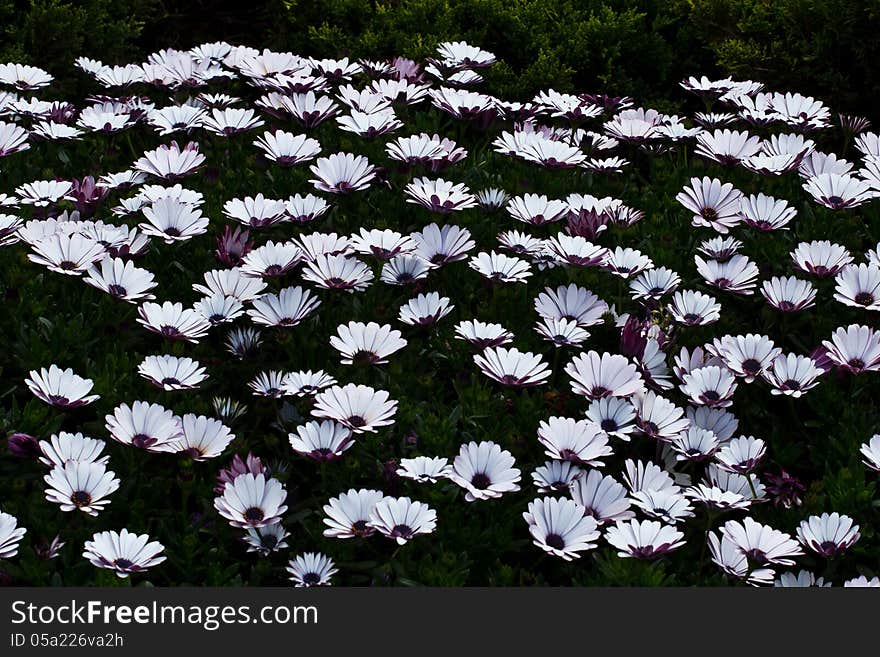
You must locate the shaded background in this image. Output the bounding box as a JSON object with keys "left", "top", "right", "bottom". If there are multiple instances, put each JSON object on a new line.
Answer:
{"left": 1, "top": 0, "right": 879, "bottom": 588}
{"left": 1, "top": 0, "right": 879, "bottom": 118}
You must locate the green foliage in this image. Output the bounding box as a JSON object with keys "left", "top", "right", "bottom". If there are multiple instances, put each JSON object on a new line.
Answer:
{"left": 2, "top": 0, "right": 880, "bottom": 588}
{"left": 0, "top": 0, "right": 159, "bottom": 98}
{"left": 1, "top": 73, "right": 879, "bottom": 585}
{"left": 3, "top": 1, "right": 880, "bottom": 115}
{"left": 276, "top": 0, "right": 680, "bottom": 102}
{"left": 678, "top": 0, "right": 880, "bottom": 116}
{"left": 0, "top": 0, "right": 157, "bottom": 67}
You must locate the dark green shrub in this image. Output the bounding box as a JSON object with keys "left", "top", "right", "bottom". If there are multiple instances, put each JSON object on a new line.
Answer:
{"left": 2, "top": 1, "right": 879, "bottom": 116}
{"left": 673, "top": 0, "right": 880, "bottom": 117}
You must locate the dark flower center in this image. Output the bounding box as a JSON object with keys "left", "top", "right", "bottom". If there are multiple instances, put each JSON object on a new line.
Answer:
{"left": 545, "top": 533, "right": 566, "bottom": 550}
{"left": 742, "top": 358, "right": 761, "bottom": 375}
{"left": 854, "top": 292, "right": 874, "bottom": 306}
{"left": 702, "top": 207, "right": 718, "bottom": 219}
{"left": 131, "top": 433, "right": 157, "bottom": 449}
{"left": 347, "top": 415, "right": 366, "bottom": 428}
{"left": 161, "top": 377, "right": 180, "bottom": 386}
{"left": 353, "top": 350, "right": 379, "bottom": 365}
{"left": 391, "top": 523, "right": 413, "bottom": 539}
{"left": 782, "top": 379, "right": 801, "bottom": 391}
{"left": 244, "top": 507, "right": 265, "bottom": 523}
{"left": 59, "top": 260, "right": 77, "bottom": 271}
{"left": 302, "top": 572, "right": 321, "bottom": 585}
{"left": 71, "top": 490, "right": 92, "bottom": 507}
{"left": 108, "top": 284, "right": 127, "bottom": 297}
{"left": 590, "top": 385, "right": 609, "bottom": 398}
{"left": 600, "top": 419, "right": 618, "bottom": 432}
{"left": 471, "top": 473, "right": 492, "bottom": 490}
{"left": 745, "top": 548, "right": 767, "bottom": 564}
{"left": 701, "top": 390, "right": 721, "bottom": 403}
{"left": 631, "top": 546, "right": 660, "bottom": 558}
{"left": 352, "top": 520, "right": 370, "bottom": 536}
{"left": 114, "top": 558, "right": 134, "bottom": 569}
{"left": 559, "top": 449, "right": 581, "bottom": 462}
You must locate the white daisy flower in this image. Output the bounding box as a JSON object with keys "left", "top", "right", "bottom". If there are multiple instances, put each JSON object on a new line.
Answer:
{"left": 84, "top": 256, "right": 157, "bottom": 302}
{"left": 247, "top": 286, "right": 321, "bottom": 328}
{"left": 44, "top": 461, "right": 119, "bottom": 516}
{"left": 139, "top": 197, "right": 208, "bottom": 243}
{"left": 397, "top": 457, "right": 452, "bottom": 483}
{"left": 523, "top": 497, "right": 601, "bottom": 560}
{"left": 323, "top": 488, "right": 385, "bottom": 539}
{"left": 537, "top": 417, "right": 612, "bottom": 466}
{"left": 368, "top": 496, "right": 437, "bottom": 545}
{"left": 214, "top": 473, "right": 288, "bottom": 529}
{"left": 286, "top": 552, "right": 338, "bottom": 587}
{"left": 0, "top": 511, "right": 27, "bottom": 559}
{"left": 138, "top": 355, "right": 207, "bottom": 390}
{"left": 312, "top": 383, "right": 398, "bottom": 433}
{"left": 38, "top": 432, "right": 109, "bottom": 468}
{"left": 137, "top": 301, "right": 211, "bottom": 342}
{"left": 243, "top": 524, "right": 290, "bottom": 556}
{"left": 565, "top": 351, "right": 645, "bottom": 400}
{"left": 28, "top": 233, "right": 105, "bottom": 275}
{"left": 330, "top": 322, "right": 407, "bottom": 365}
{"left": 25, "top": 364, "right": 99, "bottom": 408}
{"left": 454, "top": 320, "right": 514, "bottom": 349}
{"left": 82, "top": 529, "right": 166, "bottom": 578}
{"left": 288, "top": 420, "right": 354, "bottom": 462}
{"left": 398, "top": 292, "right": 454, "bottom": 326}
{"left": 282, "top": 370, "right": 337, "bottom": 397}
{"left": 720, "top": 517, "right": 803, "bottom": 566}
{"left": 605, "top": 519, "right": 686, "bottom": 559}
{"left": 105, "top": 401, "right": 182, "bottom": 452}
{"left": 448, "top": 441, "right": 521, "bottom": 502}
{"left": 174, "top": 414, "right": 235, "bottom": 461}
{"left": 796, "top": 512, "right": 860, "bottom": 557}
